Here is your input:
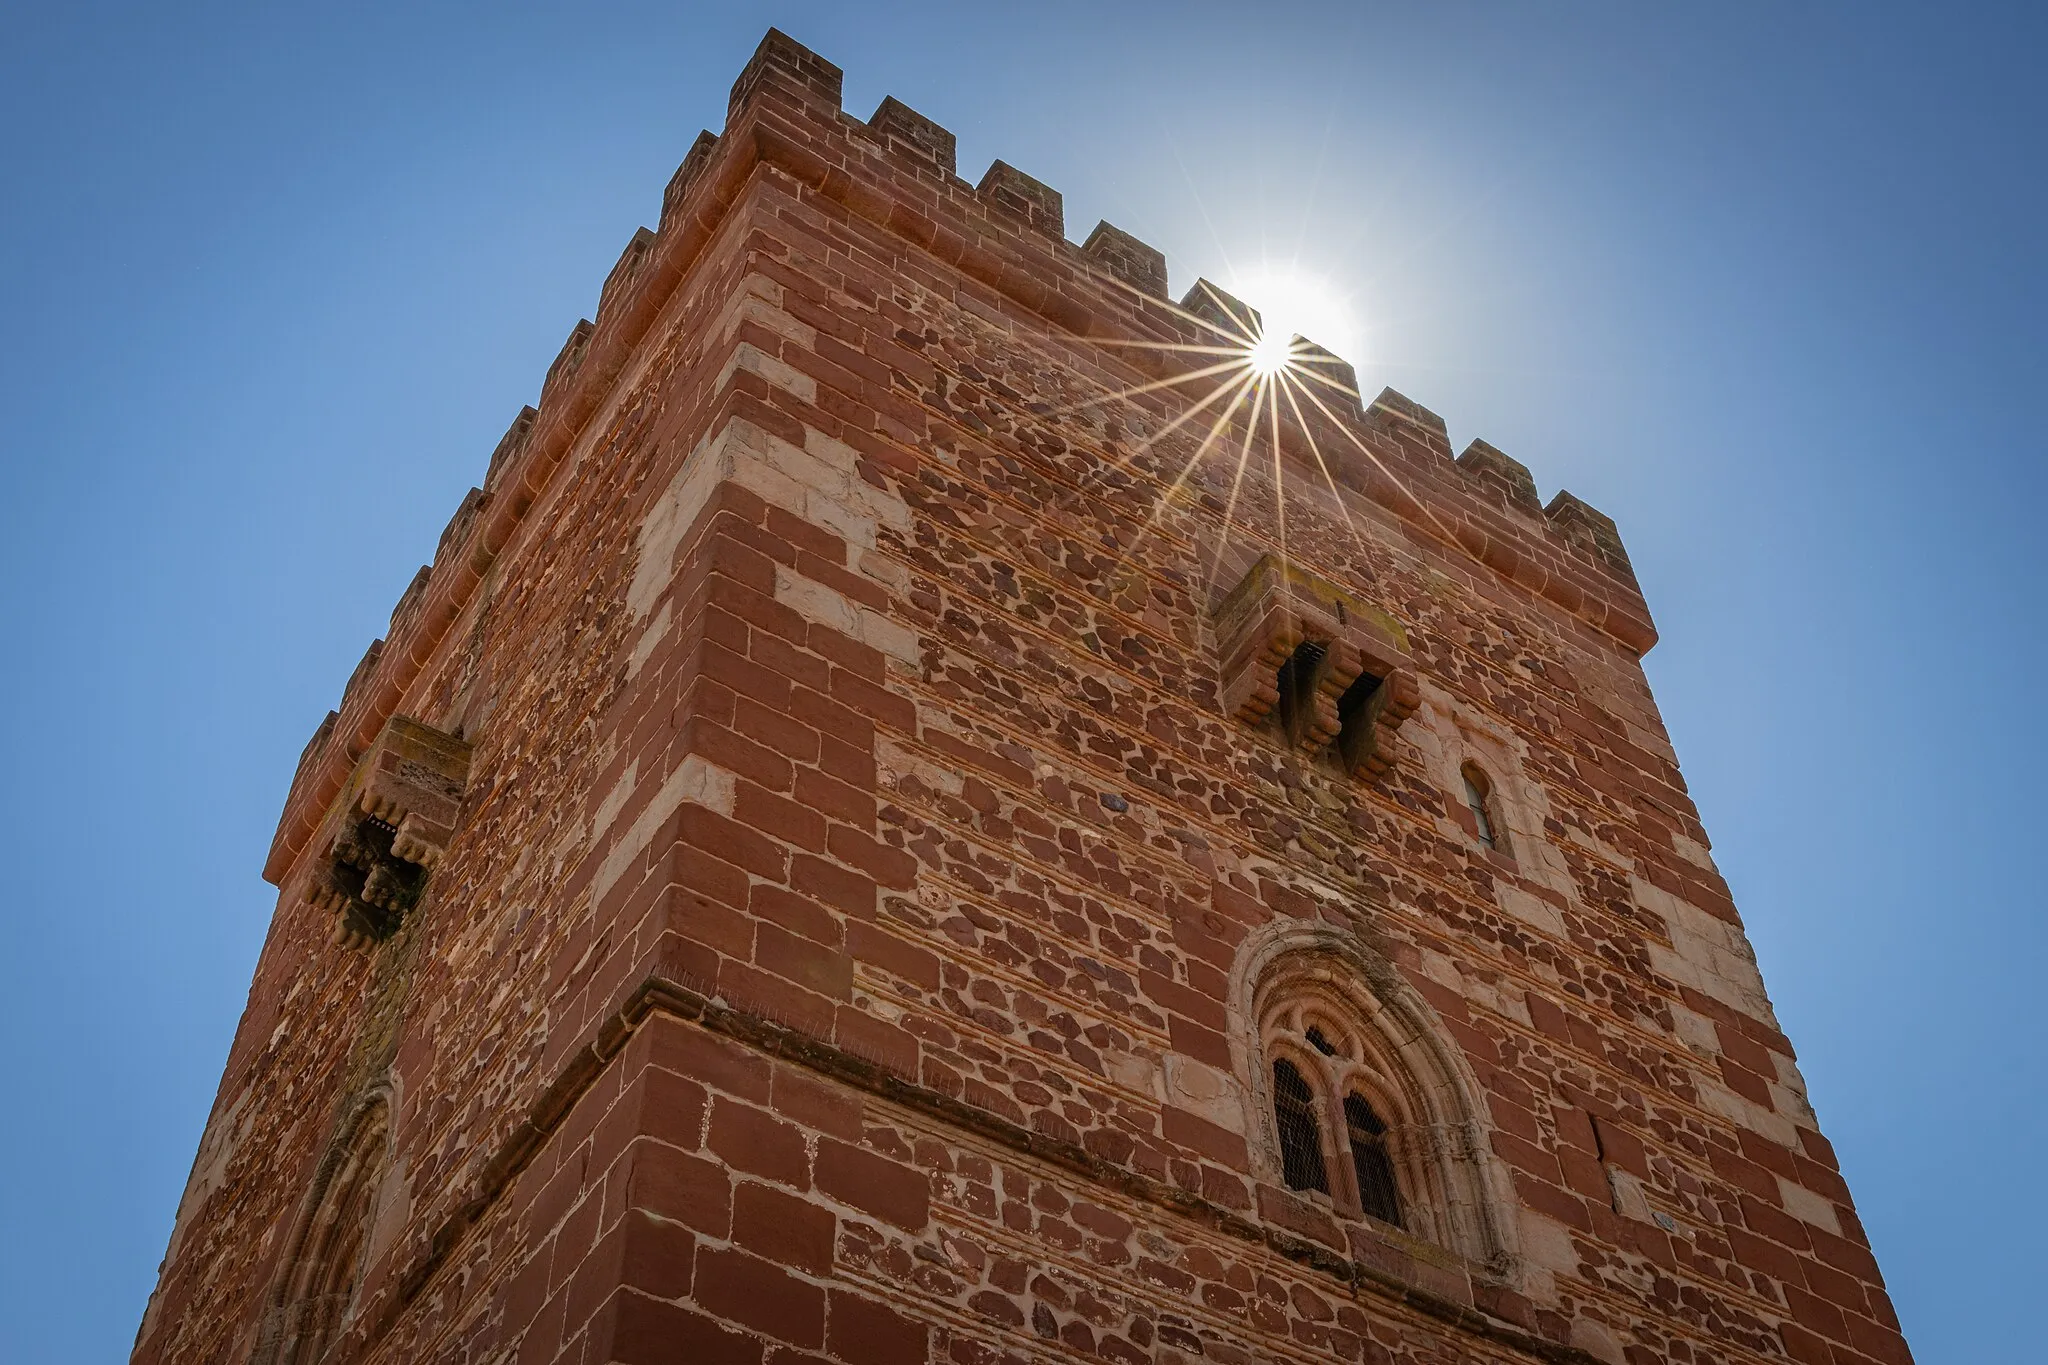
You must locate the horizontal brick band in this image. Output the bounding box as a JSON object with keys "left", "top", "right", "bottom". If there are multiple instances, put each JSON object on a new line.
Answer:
{"left": 356, "top": 969, "right": 1604, "bottom": 1365}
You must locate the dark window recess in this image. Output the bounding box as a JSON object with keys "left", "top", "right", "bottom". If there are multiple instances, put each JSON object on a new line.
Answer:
{"left": 1345, "top": 1093, "right": 1404, "bottom": 1227}
{"left": 1334, "top": 669, "right": 1387, "bottom": 772}
{"left": 1462, "top": 765, "right": 1498, "bottom": 850}
{"left": 1273, "top": 1059, "right": 1330, "bottom": 1194}
{"left": 1306, "top": 1026, "right": 1338, "bottom": 1056}
{"left": 1273, "top": 641, "right": 1327, "bottom": 745}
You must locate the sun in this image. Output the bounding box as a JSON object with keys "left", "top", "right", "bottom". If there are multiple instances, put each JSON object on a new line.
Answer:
{"left": 1063, "top": 256, "right": 1411, "bottom": 598}
{"left": 1228, "top": 266, "right": 1359, "bottom": 377}
{"left": 1248, "top": 327, "right": 1294, "bottom": 376}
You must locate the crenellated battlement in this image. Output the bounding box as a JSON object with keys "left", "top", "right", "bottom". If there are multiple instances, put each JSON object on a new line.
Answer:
{"left": 265, "top": 26, "right": 1654, "bottom": 885}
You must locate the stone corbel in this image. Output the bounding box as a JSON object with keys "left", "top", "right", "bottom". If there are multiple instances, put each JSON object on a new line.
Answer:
{"left": 304, "top": 716, "right": 472, "bottom": 947}
{"left": 1212, "top": 555, "right": 1418, "bottom": 778}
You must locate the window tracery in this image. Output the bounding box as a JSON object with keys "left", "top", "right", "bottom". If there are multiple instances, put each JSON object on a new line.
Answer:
{"left": 1271, "top": 1057, "right": 1331, "bottom": 1194}
{"left": 1235, "top": 923, "right": 1520, "bottom": 1274}
{"left": 254, "top": 1091, "right": 392, "bottom": 1365}
{"left": 1261, "top": 999, "right": 1413, "bottom": 1227}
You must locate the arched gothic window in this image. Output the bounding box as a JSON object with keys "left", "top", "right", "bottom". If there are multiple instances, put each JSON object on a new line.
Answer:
{"left": 1271, "top": 1058, "right": 1330, "bottom": 1194}
{"left": 1238, "top": 925, "right": 1521, "bottom": 1273}
{"left": 256, "top": 1092, "right": 392, "bottom": 1365}
{"left": 1262, "top": 1003, "right": 1408, "bottom": 1228}
{"left": 1344, "top": 1093, "right": 1402, "bottom": 1226}
{"left": 1461, "top": 762, "right": 1504, "bottom": 852}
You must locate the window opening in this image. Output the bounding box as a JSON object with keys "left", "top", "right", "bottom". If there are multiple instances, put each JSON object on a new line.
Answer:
{"left": 1344, "top": 1093, "right": 1404, "bottom": 1227}
{"left": 278, "top": 1113, "right": 388, "bottom": 1365}
{"left": 1273, "top": 641, "right": 1327, "bottom": 744}
{"left": 289, "top": 1172, "right": 375, "bottom": 1364}
{"left": 1305, "top": 1026, "right": 1338, "bottom": 1056}
{"left": 1462, "top": 764, "right": 1498, "bottom": 850}
{"left": 1334, "top": 668, "right": 1384, "bottom": 759}
{"left": 1272, "top": 1059, "right": 1330, "bottom": 1194}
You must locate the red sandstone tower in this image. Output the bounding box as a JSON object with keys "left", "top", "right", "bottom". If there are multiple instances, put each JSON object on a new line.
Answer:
{"left": 136, "top": 31, "right": 1912, "bottom": 1365}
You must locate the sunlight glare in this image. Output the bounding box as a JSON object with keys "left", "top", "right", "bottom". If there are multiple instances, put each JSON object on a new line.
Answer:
{"left": 1228, "top": 266, "right": 1359, "bottom": 375}
{"left": 1248, "top": 328, "right": 1293, "bottom": 376}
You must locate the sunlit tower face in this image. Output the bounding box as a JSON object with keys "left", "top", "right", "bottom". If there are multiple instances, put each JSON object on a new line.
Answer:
{"left": 1064, "top": 262, "right": 1464, "bottom": 612}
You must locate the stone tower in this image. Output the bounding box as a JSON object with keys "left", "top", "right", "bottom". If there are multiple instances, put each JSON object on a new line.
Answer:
{"left": 136, "top": 30, "right": 1912, "bottom": 1365}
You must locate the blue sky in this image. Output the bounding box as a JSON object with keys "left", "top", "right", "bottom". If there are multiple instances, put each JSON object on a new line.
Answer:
{"left": 1, "top": 3, "right": 2039, "bottom": 1359}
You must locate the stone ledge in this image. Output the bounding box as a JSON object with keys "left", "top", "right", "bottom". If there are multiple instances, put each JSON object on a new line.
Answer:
{"left": 354, "top": 969, "right": 1605, "bottom": 1365}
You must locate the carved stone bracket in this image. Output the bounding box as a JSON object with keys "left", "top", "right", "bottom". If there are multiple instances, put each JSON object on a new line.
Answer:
{"left": 1213, "top": 555, "right": 1419, "bottom": 779}
{"left": 304, "top": 716, "right": 472, "bottom": 948}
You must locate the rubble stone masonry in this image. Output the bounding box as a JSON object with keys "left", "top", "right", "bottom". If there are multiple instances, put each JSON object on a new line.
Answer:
{"left": 135, "top": 30, "right": 1912, "bottom": 1365}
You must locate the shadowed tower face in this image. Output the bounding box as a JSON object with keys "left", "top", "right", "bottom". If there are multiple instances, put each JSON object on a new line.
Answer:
{"left": 135, "top": 29, "right": 1912, "bottom": 1365}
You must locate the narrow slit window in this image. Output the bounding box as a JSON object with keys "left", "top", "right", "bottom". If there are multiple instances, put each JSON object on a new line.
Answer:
{"left": 1334, "top": 668, "right": 1384, "bottom": 769}
{"left": 1273, "top": 641, "right": 1327, "bottom": 744}
{"left": 1344, "top": 1093, "right": 1404, "bottom": 1227}
{"left": 1461, "top": 764, "right": 1499, "bottom": 850}
{"left": 1272, "top": 1059, "right": 1330, "bottom": 1194}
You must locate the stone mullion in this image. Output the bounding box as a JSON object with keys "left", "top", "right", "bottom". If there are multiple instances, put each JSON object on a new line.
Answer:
{"left": 872, "top": 767, "right": 1784, "bottom": 1261}
{"left": 143, "top": 29, "right": 1905, "bottom": 1365}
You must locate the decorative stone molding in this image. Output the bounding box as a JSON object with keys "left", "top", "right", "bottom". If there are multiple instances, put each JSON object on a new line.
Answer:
{"left": 1212, "top": 554, "right": 1419, "bottom": 776}
{"left": 1230, "top": 919, "right": 1523, "bottom": 1280}
{"left": 251, "top": 1084, "right": 394, "bottom": 1365}
{"left": 304, "top": 717, "right": 472, "bottom": 947}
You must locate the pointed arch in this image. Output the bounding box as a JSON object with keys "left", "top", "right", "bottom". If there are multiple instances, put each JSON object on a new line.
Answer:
{"left": 1230, "top": 919, "right": 1520, "bottom": 1275}
{"left": 1460, "top": 761, "right": 1506, "bottom": 853}
{"left": 252, "top": 1084, "right": 395, "bottom": 1364}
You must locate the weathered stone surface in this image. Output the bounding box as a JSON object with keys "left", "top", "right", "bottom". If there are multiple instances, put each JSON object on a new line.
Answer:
{"left": 135, "top": 27, "right": 1910, "bottom": 1365}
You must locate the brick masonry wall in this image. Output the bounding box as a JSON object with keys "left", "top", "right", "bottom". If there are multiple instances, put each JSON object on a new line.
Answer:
{"left": 134, "top": 30, "right": 1911, "bottom": 1365}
